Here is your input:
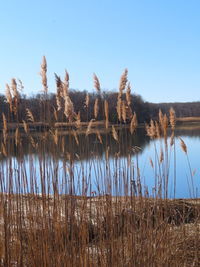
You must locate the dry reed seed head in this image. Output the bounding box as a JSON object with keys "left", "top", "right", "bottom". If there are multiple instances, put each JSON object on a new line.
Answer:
{"left": 96, "top": 131, "right": 103, "bottom": 144}
{"left": 179, "top": 137, "right": 187, "bottom": 154}
{"left": 22, "top": 120, "right": 29, "bottom": 134}
{"left": 6, "top": 84, "right": 13, "bottom": 113}
{"left": 72, "top": 130, "right": 79, "bottom": 145}
{"left": 86, "top": 119, "right": 95, "bottom": 136}
{"left": 64, "top": 95, "right": 75, "bottom": 122}
{"left": 119, "top": 68, "right": 128, "bottom": 92}
{"left": 116, "top": 96, "right": 122, "bottom": 121}
{"left": 11, "top": 78, "right": 17, "bottom": 97}
{"left": 155, "top": 121, "right": 161, "bottom": 139}
{"left": 122, "top": 100, "right": 127, "bottom": 123}
{"left": 104, "top": 100, "right": 109, "bottom": 129}
{"left": 126, "top": 82, "right": 131, "bottom": 106}
{"left": 112, "top": 125, "right": 118, "bottom": 142}
{"left": 40, "top": 56, "right": 48, "bottom": 93}
{"left": 5, "top": 84, "right": 12, "bottom": 101}
{"left": 94, "top": 98, "right": 99, "bottom": 119}
{"left": 2, "top": 113, "right": 7, "bottom": 132}
{"left": 93, "top": 73, "right": 101, "bottom": 93}
{"left": 53, "top": 106, "right": 58, "bottom": 121}
{"left": 159, "top": 149, "right": 164, "bottom": 163}
{"left": 63, "top": 70, "right": 69, "bottom": 98}
{"left": 170, "top": 131, "right": 175, "bottom": 146}
{"left": 75, "top": 111, "right": 81, "bottom": 128}
{"left": 85, "top": 93, "right": 90, "bottom": 108}
{"left": 169, "top": 107, "right": 176, "bottom": 130}
{"left": 56, "top": 95, "right": 62, "bottom": 111}
{"left": 162, "top": 114, "right": 168, "bottom": 140}
{"left": 26, "top": 108, "right": 34, "bottom": 122}
{"left": 55, "top": 73, "right": 63, "bottom": 95}
{"left": 15, "top": 127, "right": 20, "bottom": 146}
{"left": 1, "top": 142, "right": 7, "bottom": 157}
{"left": 159, "top": 109, "right": 163, "bottom": 126}
{"left": 130, "top": 112, "right": 138, "bottom": 134}
{"left": 29, "top": 135, "right": 37, "bottom": 148}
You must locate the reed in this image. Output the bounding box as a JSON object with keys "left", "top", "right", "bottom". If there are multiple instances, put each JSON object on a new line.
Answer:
{"left": 0, "top": 57, "right": 199, "bottom": 266}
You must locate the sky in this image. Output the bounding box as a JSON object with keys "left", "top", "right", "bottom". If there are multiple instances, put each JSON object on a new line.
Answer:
{"left": 0, "top": 0, "right": 200, "bottom": 103}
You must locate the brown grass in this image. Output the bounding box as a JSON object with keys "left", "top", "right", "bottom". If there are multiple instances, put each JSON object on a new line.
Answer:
{"left": 0, "top": 57, "right": 199, "bottom": 266}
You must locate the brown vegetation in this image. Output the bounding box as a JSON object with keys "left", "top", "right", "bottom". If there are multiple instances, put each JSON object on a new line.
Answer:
{"left": 0, "top": 57, "right": 200, "bottom": 266}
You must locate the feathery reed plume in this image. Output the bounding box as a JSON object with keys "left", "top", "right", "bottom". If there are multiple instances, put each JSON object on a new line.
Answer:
{"left": 122, "top": 100, "right": 127, "bottom": 123}
{"left": 29, "top": 135, "right": 37, "bottom": 148}
{"left": 22, "top": 120, "right": 29, "bottom": 134}
{"left": 126, "top": 105, "right": 133, "bottom": 120}
{"left": 55, "top": 73, "right": 63, "bottom": 93}
{"left": 2, "top": 113, "right": 7, "bottom": 144}
{"left": 2, "top": 113, "right": 7, "bottom": 132}
{"left": 116, "top": 96, "right": 122, "bottom": 121}
{"left": 162, "top": 114, "right": 168, "bottom": 140}
{"left": 85, "top": 93, "right": 90, "bottom": 108}
{"left": 159, "top": 109, "right": 163, "bottom": 126}
{"left": 5, "top": 84, "right": 12, "bottom": 112}
{"left": 75, "top": 111, "right": 81, "bottom": 129}
{"left": 40, "top": 56, "right": 48, "bottom": 93}
{"left": 55, "top": 73, "right": 63, "bottom": 110}
{"left": 63, "top": 70, "right": 69, "bottom": 97}
{"left": 170, "top": 131, "right": 175, "bottom": 146}
{"left": 119, "top": 68, "right": 128, "bottom": 92}
{"left": 169, "top": 107, "right": 176, "bottom": 130}
{"left": 96, "top": 130, "right": 103, "bottom": 144}
{"left": 72, "top": 130, "right": 79, "bottom": 145}
{"left": 86, "top": 119, "right": 95, "bottom": 136}
{"left": 94, "top": 98, "right": 99, "bottom": 119}
{"left": 26, "top": 108, "right": 34, "bottom": 122}
{"left": 159, "top": 149, "right": 164, "bottom": 163}
{"left": 56, "top": 95, "right": 62, "bottom": 111}
{"left": 155, "top": 121, "right": 161, "bottom": 139}
{"left": 11, "top": 78, "right": 19, "bottom": 116}
{"left": 53, "top": 129, "right": 59, "bottom": 145}
{"left": 11, "top": 78, "right": 18, "bottom": 98}
{"left": 93, "top": 73, "right": 101, "bottom": 93}
{"left": 53, "top": 106, "right": 58, "bottom": 121}
{"left": 64, "top": 95, "right": 75, "bottom": 122}
{"left": 179, "top": 137, "right": 187, "bottom": 154}
{"left": 126, "top": 82, "right": 131, "bottom": 106}
{"left": 130, "top": 112, "right": 137, "bottom": 134}
{"left": 104, "top": 100, "right": 109, "bottom": 129}
{"left": 1, "top": 142, "right": 7, "bottom": 157}
{"left": 112, "top": 125, "right": 118, "bottom": 142}
{"left": 15, "top": 127, "right": 20, "bottom": 146}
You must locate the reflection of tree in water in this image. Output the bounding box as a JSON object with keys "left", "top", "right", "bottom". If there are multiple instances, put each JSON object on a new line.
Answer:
{"left": 1, "top": 126, "right": 199, "bottom": 162}
{"left": 0, "top": 127, "right": 149, "bottom": 162}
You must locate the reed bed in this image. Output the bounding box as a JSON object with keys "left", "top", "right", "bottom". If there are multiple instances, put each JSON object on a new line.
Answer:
{"left": 0, "top": 58, "right": 200, "bottom": 266}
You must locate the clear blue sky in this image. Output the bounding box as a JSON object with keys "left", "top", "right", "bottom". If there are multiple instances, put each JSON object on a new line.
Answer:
{"left": 0, "top": 0, "right": 200, "bottom": 103}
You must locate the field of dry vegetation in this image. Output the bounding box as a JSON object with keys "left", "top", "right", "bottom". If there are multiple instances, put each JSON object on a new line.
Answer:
{"left": 0, "top": 57, "right": 200, "bottom": 266}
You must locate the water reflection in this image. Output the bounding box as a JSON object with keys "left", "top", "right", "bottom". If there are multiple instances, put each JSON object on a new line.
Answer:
{"left": 0, "top": 126, "right": 200, "bottom": 198}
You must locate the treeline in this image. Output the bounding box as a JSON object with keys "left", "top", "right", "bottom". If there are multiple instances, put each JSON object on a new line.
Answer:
{"left": 0, "top": 90, "right": 199, "bottom": 124}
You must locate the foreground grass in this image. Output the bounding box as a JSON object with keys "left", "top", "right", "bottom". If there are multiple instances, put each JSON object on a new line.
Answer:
{"left": 1, "top": 194, "right": 200, "bottom": 266}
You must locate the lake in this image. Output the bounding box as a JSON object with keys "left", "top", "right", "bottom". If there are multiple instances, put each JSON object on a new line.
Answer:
{"left": 1, "top": 126, "right": 200, "bottom": 198}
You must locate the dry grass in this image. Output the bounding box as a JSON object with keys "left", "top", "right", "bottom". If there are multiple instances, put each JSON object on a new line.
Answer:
{"left": 0, "top": 58, "right": 199, "bottom": 266}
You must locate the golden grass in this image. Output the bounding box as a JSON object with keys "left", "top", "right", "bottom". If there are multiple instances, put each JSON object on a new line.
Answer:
{"left": 0, "top": 57, "right": 199, "bottom": 266}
